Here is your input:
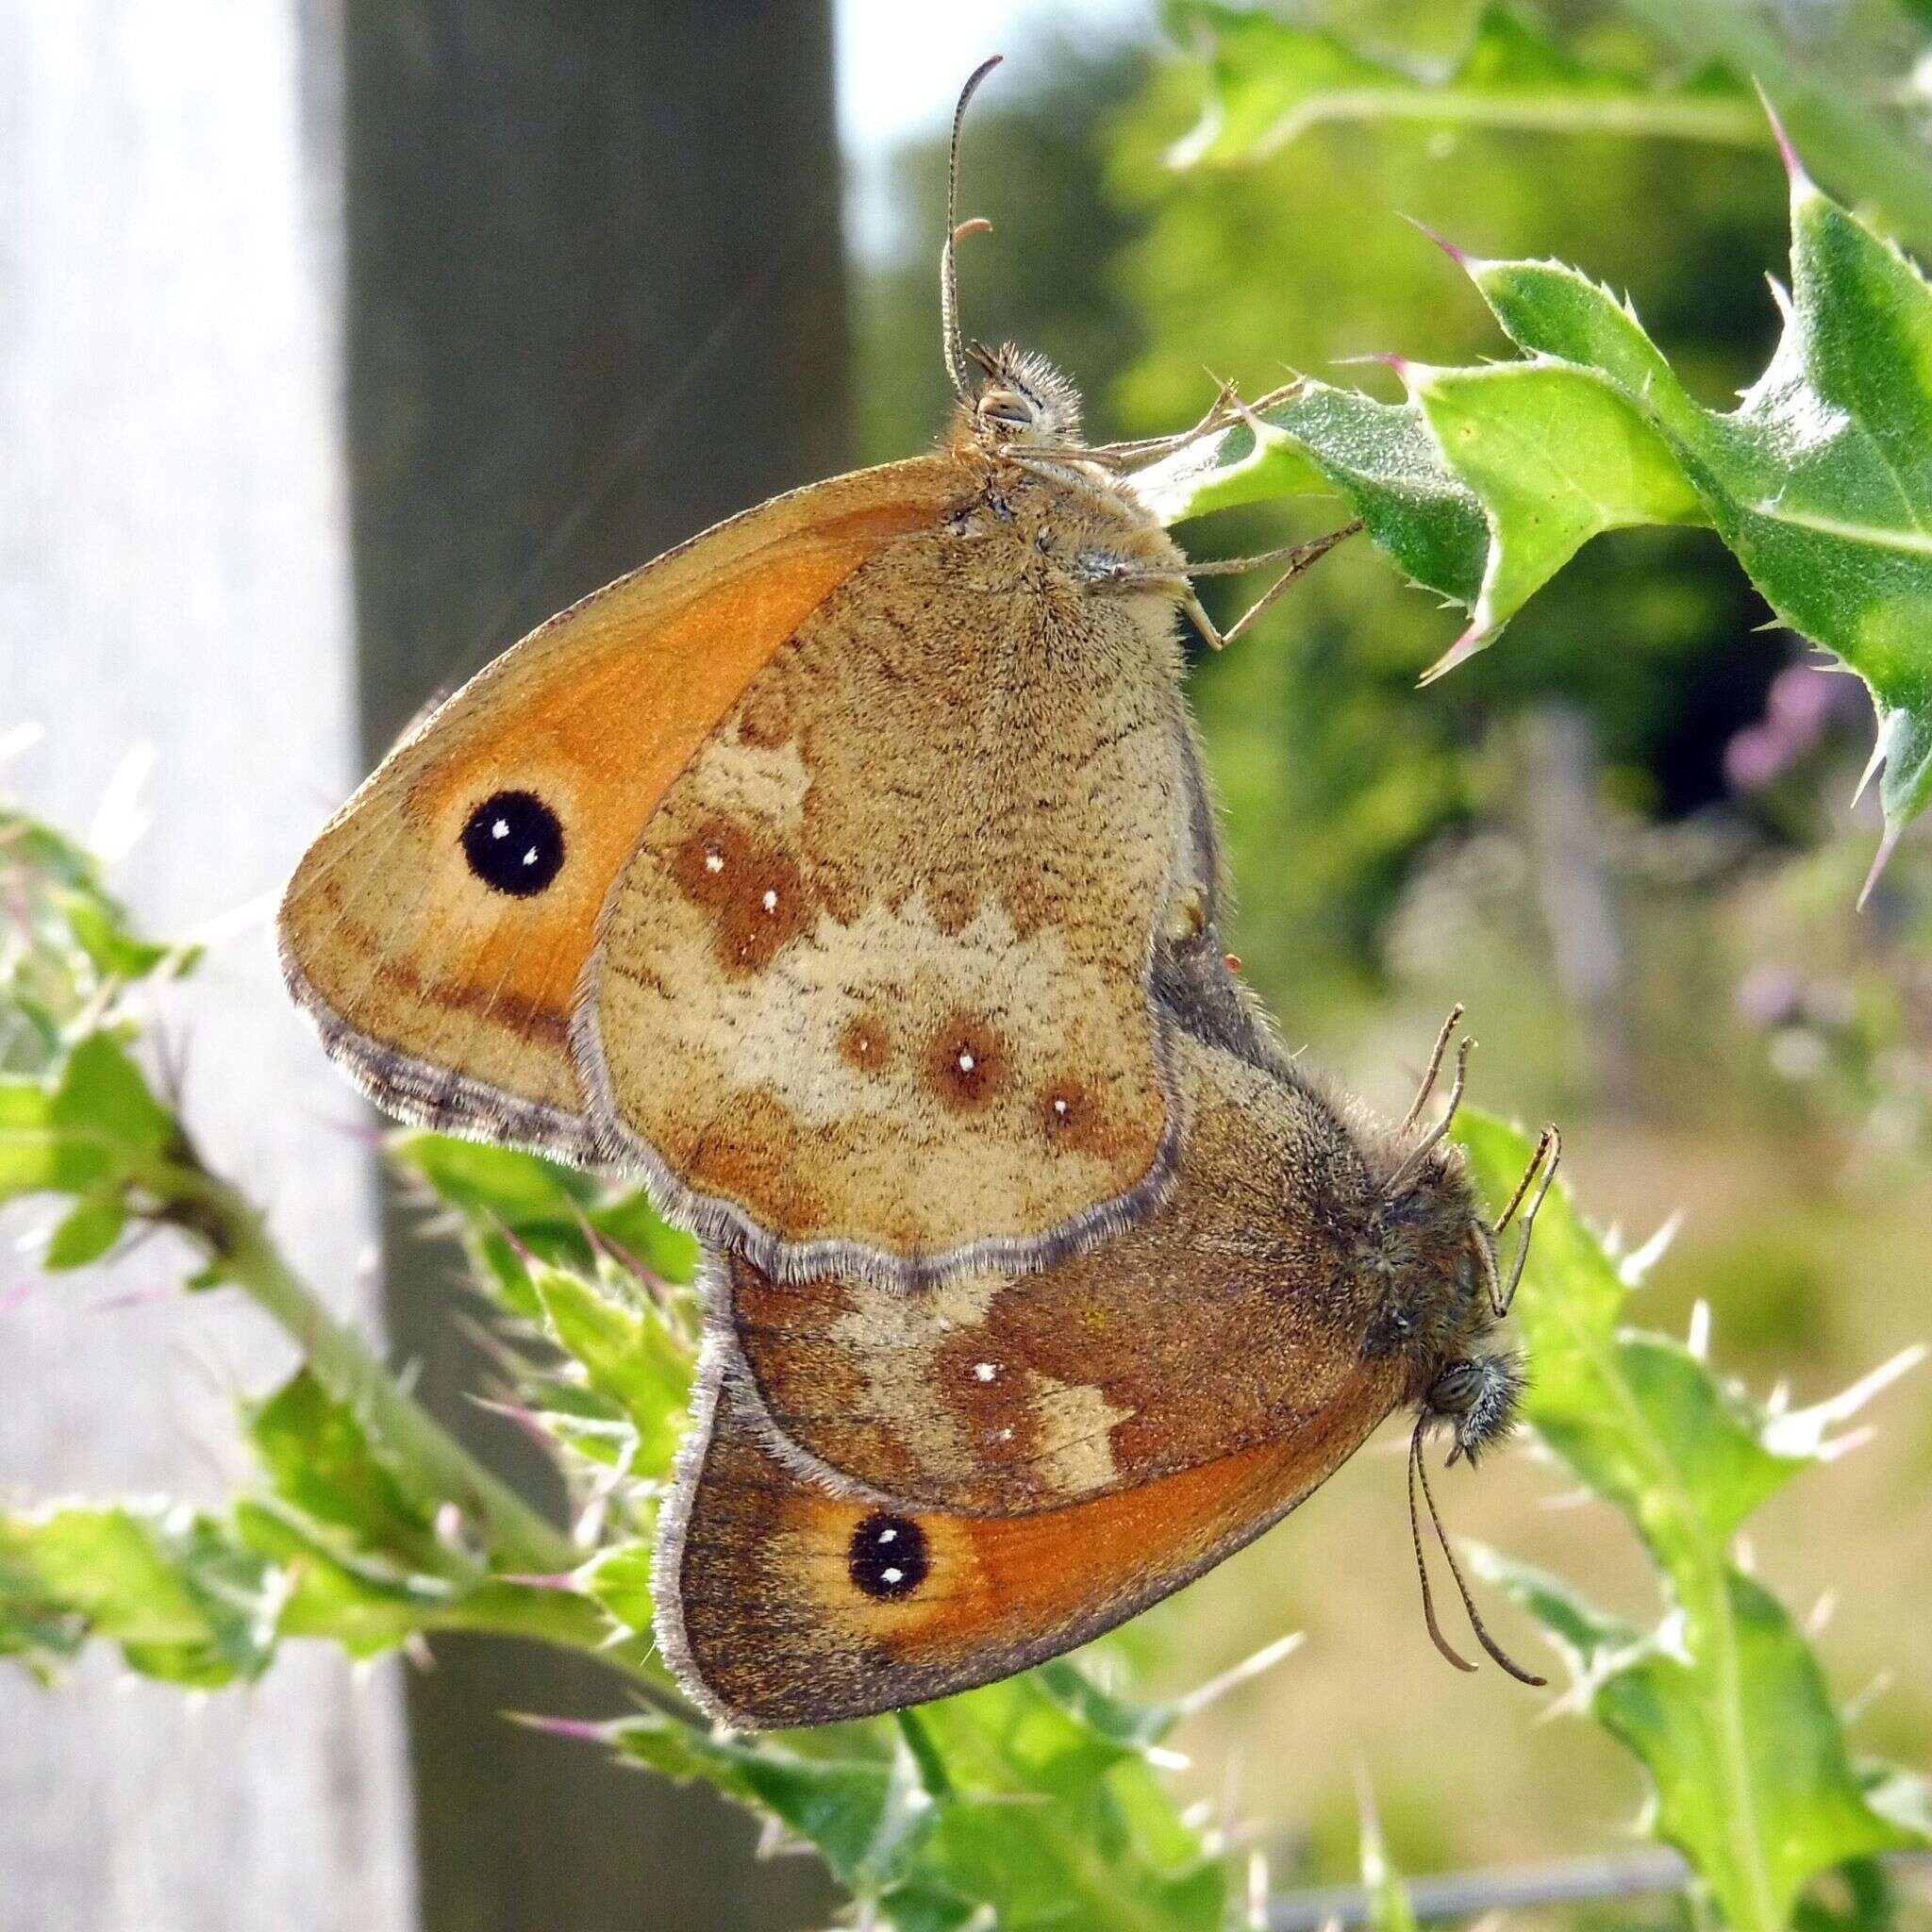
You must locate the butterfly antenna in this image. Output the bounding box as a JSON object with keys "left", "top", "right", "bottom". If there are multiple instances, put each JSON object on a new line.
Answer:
{"left": 1414, "top": 1423, "right": 1547, "bottom": 1686}
{"left": 1399, "top": 1004, "right": 1464, "bottom": 1135}
{"left": 1382, "top": 1036, "right": 1472, "bottom": 1198}
{"left": 942, "top": 56, "right": 1003, "bottom": 402}
{"left": 1408, "top": 1416, "right": 1475, "bottom": 1674}
{"left": 1487, "top": 1126, "right": 1561, "bottom": 1319}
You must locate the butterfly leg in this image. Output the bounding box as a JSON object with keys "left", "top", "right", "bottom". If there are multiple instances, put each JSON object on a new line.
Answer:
{"left": 1081, "top": 522, "right": 1362, "bottom": 650}
{"left": 1023, "top": 380, "right": 1306, "bottom": 473}
{"left": 1089, "top": 379, "right": 1306, "bottom": 469}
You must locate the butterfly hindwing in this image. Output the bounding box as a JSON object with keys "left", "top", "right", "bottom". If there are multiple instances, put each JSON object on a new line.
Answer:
{"left": 723, "top": 1028, "right": 1388, "bottom": 1513}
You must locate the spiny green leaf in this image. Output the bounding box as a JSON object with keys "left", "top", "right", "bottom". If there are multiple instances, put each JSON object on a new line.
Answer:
{"left": 247, "top": 1369, "right": 446, "bottom": 1572}
{"left": 576, "top": 1537, "right": 656, "bottom": 1636}
{"left": 1155, "top": 103, "right": 1932, "bottom": 872}
{"left": 0, "top": 1502, "right": 276, "bottom": 1686}
{"left": 604, "top": 1667, "right": 1223, "bottom": 1932}
{"left": 391, "top": 1130, "right": 697, "bottom": 1311}
{"left": 610, "top": 1714, "right": 936, "bottom": 1896}
{"left": 392, "top": 1131, "right": 598, "bottom": 1221}
{"left": 1148, "top": 377, "right": 1489, "bottom": 605}
{"left": 911, "top": 1674, "right": 1224, "bottom": 1930}
{"left": 1408, "top": 358, "right": 1707, "bottom": 645}
{"left": 1471, "top": 1550, "right": 1642, "bottom": 1685}
{"left": 1167, "top": 1, "right": 1763, "bottom": 169}
{"left": 1452, "top": 168, "right": 1932, "bottom": 852}
{"left": 529, "top": 1263, "right": 693, "bottom": 1477}
{"left": 1492, "top": 1556, "right": 1920, "bottom": 1928}
{"left": 234, "top": 1500, "right": 456, "bottom": 1659}
{"left": 1459, "top": 1110, "right": 1928, "bottom": 1928}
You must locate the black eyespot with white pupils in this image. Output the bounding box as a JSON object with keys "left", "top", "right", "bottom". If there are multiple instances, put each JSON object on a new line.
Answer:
{"left": 460, "top": 790, "right": 564, "bottom": 897}
{"left": 847, "top": 1511, "right": 928, "bottom": 1602}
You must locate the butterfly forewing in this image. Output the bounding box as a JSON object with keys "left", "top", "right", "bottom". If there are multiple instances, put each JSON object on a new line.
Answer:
{"left": 658, "top": 1350, "right": 1403, "bottom": 1728}
{"left": 280, "top": 453, "right": 1204, "bottom": 1283}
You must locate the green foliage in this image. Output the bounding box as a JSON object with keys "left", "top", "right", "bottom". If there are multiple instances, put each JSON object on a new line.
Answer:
{"left": 0, "top": 1502, "right": 276, "bottom": 1688}
{"left": 610, "top": 1671, "right": 1226, "bottom": 1932}
{"left": 1, "top": 802, "right": 197, "bottom": 1078}
{"left": 1457, "top": 1112, "right": 1928, "bottom": 1931}
{"left": 1152, "top": 147, "right": 1932, "bottom": 874}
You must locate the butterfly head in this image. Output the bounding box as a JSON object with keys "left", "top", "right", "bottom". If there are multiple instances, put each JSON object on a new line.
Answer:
{"left": 1362, "top": 1008, "right": 1560, "bottom": 1463}
{"left": 959, "top": 340, "right": 1084, "bottom": 446}
{"left": 1365, "top": 1017, "right": 1560, "bottom": 1686}
{"left": 938, "top": 59, "right": 1088, "bottom": 455}
{"left": 1424, "top": 1342, "right": 1525, "bottom": 1467}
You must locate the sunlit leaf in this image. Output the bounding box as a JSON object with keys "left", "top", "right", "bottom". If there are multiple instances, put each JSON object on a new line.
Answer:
{"left": 1168, "top": 1, "right": 1761, "bottom": 169}
{"left": 1444, "top": 164, "right": 1932, "bottom": 853}
{"left": 529, "top": 1263, "right": 693, "bottom": 1480}
{"left": 41, "top": 1187, "right": 128, "bottom": 1269}
{"left": 391, "top": 1130, "right": 698, "bottom": 1311}
{"left": 247, "top": 1369, "right": 446, "bottom": 1572}
{"left": 1144, "top": 378, "right": 1489, "bottom": 606}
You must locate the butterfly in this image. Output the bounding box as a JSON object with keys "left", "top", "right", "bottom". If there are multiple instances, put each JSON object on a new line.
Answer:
{"left": 277, "top": 57, "right": 1342, "bottom": 1291}
{"left": 659, "top": 991, "right": 1561, "bottom": 1727}
{"left": 279, "top": 56, "right": 1555, "bottom": 1725}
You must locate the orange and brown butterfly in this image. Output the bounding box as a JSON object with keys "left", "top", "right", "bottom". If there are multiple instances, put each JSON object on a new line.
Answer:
{"left": 660, "top": 982, "right": 1562, "bottom": 1728}
{"left": 277, "top": 57, "right": 1345, "bottom": 1290}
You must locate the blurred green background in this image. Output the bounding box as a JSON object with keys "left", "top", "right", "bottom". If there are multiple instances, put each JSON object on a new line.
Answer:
{"left": 850, "top": 2, "right": 1932, "bottom": 1893}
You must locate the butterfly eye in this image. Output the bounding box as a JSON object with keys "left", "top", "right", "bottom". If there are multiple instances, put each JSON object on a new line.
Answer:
{"left": 847, "top": 1512, "right": 928, "bottom": 1601}
{"left": 1427, "top": 1360, "right": 1484, "bottom": 1416}
{"left": 977, "top": 388, "right": 1035, "bottom": 429}
{"left": 460, "top": 790, "right": 565, "bottom": 897}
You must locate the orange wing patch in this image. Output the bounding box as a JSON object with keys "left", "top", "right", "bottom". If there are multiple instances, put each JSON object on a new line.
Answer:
{"left": 278, "top": 469, "right": 954, "bottom": 1151}
{"left": 658, "top": 1354, "right": 1403, "bottom": 1728}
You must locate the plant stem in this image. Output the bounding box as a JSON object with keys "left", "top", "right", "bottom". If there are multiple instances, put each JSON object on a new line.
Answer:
{"left": 166, "top": 1162, "right": 578, "bottom": 1578}
{"left": 426, "top": 1582, "right": 695, "bottom": 1720}
{"left": 148, "top": 1151, "right": 708, "bottom": 1725}
{"left": 1615, "top": 0, "right": 1932, "bottom": 254}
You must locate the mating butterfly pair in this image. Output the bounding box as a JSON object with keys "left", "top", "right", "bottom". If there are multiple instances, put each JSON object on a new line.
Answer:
{"left": 279, "top": 59, "right": 1556, "bottom": 1727}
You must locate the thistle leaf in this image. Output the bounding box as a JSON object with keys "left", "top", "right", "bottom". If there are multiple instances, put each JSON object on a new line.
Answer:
{"left": 1458, "top": 1111, "right": 1928, "bottom": 1928}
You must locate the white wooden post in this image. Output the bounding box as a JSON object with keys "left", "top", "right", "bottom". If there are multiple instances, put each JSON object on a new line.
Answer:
{"left": 0, "top": 6, "right": 417, "bottom": 1926}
